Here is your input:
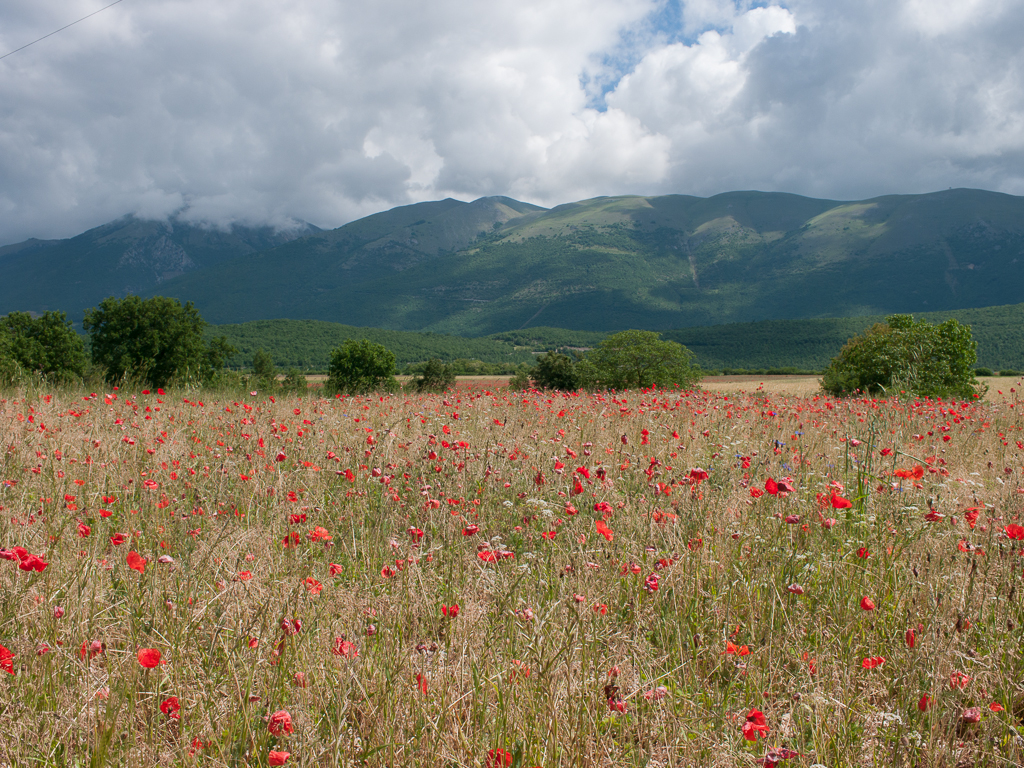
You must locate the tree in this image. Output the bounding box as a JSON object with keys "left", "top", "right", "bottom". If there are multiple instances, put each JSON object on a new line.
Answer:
{"left": 530, "top": 351, "right": 582, "bottom": 391}
{"left": 252, "top": 348, "right": 277, "bottom": 388}
{"left": 83, "top": 295, "right": 236, "bottom": 388}
{"left": 0, "top": 311, "right": 88, "bottom": 384}
{"left": 583, "top": 330, "right": 702, "bottom": 390}
{"left": 326, "top": 339, "right": 397, "bottom": 395}
{"left": 821, "top": 314, "right": 981, "bottom": 399}
{"left": 413, "top": 358, "right": 455, "bottom": 392}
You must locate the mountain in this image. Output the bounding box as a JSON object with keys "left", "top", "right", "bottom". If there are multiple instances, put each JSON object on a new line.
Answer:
{"left": 6, "top": 188, "right": 1024, "bottom": 335}
{"left": 145, "top": 188, "right": 1024, "bottom": 334}
{"left": 0, "top": 214, "right": 319, "bottom": 320}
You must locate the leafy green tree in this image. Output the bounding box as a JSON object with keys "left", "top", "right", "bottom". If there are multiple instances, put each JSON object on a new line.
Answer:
{"left": 252, "top": 348, "right": 277, "bottom": 389}
{"left": 326, "top": 339, "right": 397, "bottom": 395}
{"left": 252, "top": 349, "right": 276, "bottom": 379}
{"left": 83, "top": 295, "right": 236, "bottom": 388}
{"left": 530, "top": 351, "right": 581, "bottom": 391}
{"left": 0, "top": 311, "right": 88, "bottom": 384}
{"left": 413, "top": 358, "right": 455, "bottom": 392}
{"left": 821, "top": 314, "right": 981, "bottom": 398}
{"left": 584, "top": 330, "right": 702, "bottom": 390}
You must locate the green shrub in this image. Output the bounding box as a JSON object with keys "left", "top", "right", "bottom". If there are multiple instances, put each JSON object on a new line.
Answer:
{"left": 326, "top": 339, "right": 397, "bottom": 395}
{"left": 530, "top": 351, "right": 582, "bottom": 391}
{"left": 412, "top": 358, "right": 455, "bottom": 392}
{"left": 975, "top": 367, "right": 994, "bottom": 377}
{"left": 282, "top": 368, "right": 308, "bottom": 392}
{"left": 999, "top": 370, "right": 1021, "bottom": 377}
{"left": 821, "top": 314, "right": 981, "bottom": 398}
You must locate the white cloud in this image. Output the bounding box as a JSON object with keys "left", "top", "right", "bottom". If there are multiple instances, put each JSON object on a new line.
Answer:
{"left": 1, "top": 0, "right": 1024, "bottom": 244}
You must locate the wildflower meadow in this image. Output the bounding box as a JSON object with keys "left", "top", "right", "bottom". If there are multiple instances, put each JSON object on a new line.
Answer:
{"left": 1, "top": 381, "right": 1022, "bottom": 767}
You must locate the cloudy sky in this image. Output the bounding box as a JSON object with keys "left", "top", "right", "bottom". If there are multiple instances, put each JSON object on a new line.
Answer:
{"left": 1, "top": 0, "right": 1023, "bottom": 244}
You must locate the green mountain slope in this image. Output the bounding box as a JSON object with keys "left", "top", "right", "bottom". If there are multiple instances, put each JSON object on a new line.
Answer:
{"left": 150, "top": 188, "right": 1024, "bottom": 334}
{"left": 0, "top": 215, "right": 319, "bottom": 321}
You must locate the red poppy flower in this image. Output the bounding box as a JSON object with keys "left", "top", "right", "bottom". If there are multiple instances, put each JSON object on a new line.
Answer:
{"left": 126, "top": 551, "right": 147, "bottom": 573}
{"left": 331, "top": 638, "right": 358, "bottom": 657}
{"left": 764, "top": 478, "right": 778, "bottom": 495}
{"left": 905, "top": 628, "right": 916, "bottom": 648}
{"left": 18, "top": 554, "right": 48, "bottom": 572}
{"left": 442, "top": 604, "right": 460, "bottom": 618}
{"left": 486, "top": 749, "right": 513, "bottom": 768}
{"left": 109, "top": 533, "right": 126, "bottom": 546}
{"left": 860, "top": 596, "right": 876, "bottom": 611}
{"left": 918, "top": 694, "right": 932, "bottom": 711}
{"left": 137, "top": 648, "right": 162, "bottom": 668}
{"left": 831, "top": 492, "right": 853, "bottom": 509}
{"left": 595, "top": 519, "right": 614, "bottom": 542}
{"left": 861, "top": 656, "right": 885, "bottom": 669}
{"left": 990, "top": 701, "right": 1005, "bottom": 712}
{"left": 304, "top": 577, "right": 323, "bottom": 595}
{"left": 962, "top": 707, "right": 982, "bottom": 724}
{"left": 1005, "top": 523, "right": 1024, "bottom": 540}
{"left": 0, "top": 644, "right": 13, "bottom": 674}
{"left": 77, "top": 523, "right": 91, "bottom": 538}
{"left": 267, "top": 710, "right": 294, "bottom": 736}
{"left": 742, "top": 708, "right": 769, "bottom": 741}
{"left": 268, "top": 749, "right": 291, "bottom": 765}
{"left": 160, "top": 696, "right": 181, "bottom": 718}
{"left": 725, "top": 641, "right": 750, "bottom": 656}
{"left": 328, "top": 563, "right": 343, "bottom": 576}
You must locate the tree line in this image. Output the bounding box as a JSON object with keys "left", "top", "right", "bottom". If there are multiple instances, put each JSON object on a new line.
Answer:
{"left": 0, "top": 295, "right": 986, "bottom": 399}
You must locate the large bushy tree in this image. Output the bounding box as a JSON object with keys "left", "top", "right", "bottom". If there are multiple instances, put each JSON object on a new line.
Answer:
{"left": 327, "top": 339, "right": 397, "bottom": 395}
{"left": 0, "top": 311, "right": 88, "bottom": 385}
{"left": 821, "top": 314, "right": 980, "bottom": 398}
{"left": 584, "top": 330, "right": 702, "bottom": 390}
{"left": 83, "top": 295, "right": 235, "bottom": 388}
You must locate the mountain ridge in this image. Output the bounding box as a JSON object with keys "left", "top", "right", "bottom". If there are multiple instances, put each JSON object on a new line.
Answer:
{"left": 4, "top": 188, "right": 1024, "bottom": 335}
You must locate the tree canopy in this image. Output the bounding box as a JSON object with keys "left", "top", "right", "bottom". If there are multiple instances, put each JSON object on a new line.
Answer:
{"left": 0, "top": 311, "right": 88, "bottom": 385}
{"left": 326, "top": 339, "right": 397, "bottom": 395}
{"left": 83, "top": 295, "right": 235, "bottom": 388}
{"left": 821, "top": 314, "right": 981, "bottom": 398}
{"left": 583, "top": 330, "right": 702, "bottom": 390}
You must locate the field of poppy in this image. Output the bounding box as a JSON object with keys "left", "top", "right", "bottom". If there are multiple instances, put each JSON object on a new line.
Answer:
{"left": 1, "top": 381, "right": 1022, "bottom": 767}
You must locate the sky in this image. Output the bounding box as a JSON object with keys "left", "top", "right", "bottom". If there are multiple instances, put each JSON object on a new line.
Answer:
{"left": 1, "top": 0, "right": 1023, "bottom": 245}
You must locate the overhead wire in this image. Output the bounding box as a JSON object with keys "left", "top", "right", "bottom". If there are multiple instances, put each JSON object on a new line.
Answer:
{"left": 0, "top": 0, "right": 129, "bottom": 61}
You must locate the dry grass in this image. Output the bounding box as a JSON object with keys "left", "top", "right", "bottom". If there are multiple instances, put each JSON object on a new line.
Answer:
{"left": 0, "top": 382, "right": 1022, "bottom": 767}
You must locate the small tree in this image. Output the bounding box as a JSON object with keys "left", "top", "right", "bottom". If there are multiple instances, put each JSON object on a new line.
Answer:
{"left": 584, "top": 330, "right": 702, "bottom": 390}
{"left": 0, "top": 311, "right": 88, "bottom": 384}
{"left": 530, "top": 351, "right": 582, "bottom": 391}
{"left": 413, "top": 358, "right": 455, "bottom": 393}
{"left": 326, "top": 339, "right": 397, "bottom": 395}
{"left": 821, "top": 314, "right": 981, "bottom": 398}
{"left": 252, "top": 348, "right": 277, "bottom": 388}
{"left": 84, "top": 295, "right": 236, "bottom": 388}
